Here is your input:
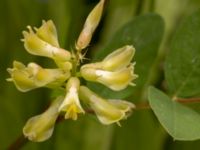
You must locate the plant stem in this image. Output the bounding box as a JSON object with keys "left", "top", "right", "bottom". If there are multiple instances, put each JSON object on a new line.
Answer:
{"left": 7, "top": 97, "right": 200, "bottom": 149}
{"left": 176, "top": 97, "right": 200, "bottom": 104}
{"left": 135, "top": 102, "right": 151, "bottom": 110}
{"left": 7, "top": 135, "right": 28, "bottom": 150}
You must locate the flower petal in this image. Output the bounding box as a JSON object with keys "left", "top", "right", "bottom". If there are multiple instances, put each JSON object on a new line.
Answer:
{"left": 59, "top": 77, "right": 85, "bottom": 120}
{"left": 36, "top": 20, "right": 59, "bottom": 47}
{"left": 23, "top": 96, "right": 63, "bottom": 142}
{"left": 79, "top": 86, "right": 134, "bottom": 125}
{"left": 7, "top": 61, "right": 70, "bottom": 92}
{"left": 81, "top": 64, "right": 137, "bottom": 91}
{"left": 102, "top": 45, "right": 135, "bottom": 71}
{"left": 22, "top": 26, "right": 71, "bottom": 61}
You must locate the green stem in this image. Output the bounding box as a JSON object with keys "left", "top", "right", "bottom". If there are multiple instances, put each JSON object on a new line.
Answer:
{"left": 135, "top": 97, "right": 200, "bottom": 110}
{"left": 7, "top": 135, "right": 28, "bottom": 150}
{"left": 71, "top": 50, "right": 81, "bottom": 76}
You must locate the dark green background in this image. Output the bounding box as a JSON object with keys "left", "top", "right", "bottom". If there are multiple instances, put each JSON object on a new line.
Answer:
{"left": 1, "top": 0, "right": 200, "bottom": 149}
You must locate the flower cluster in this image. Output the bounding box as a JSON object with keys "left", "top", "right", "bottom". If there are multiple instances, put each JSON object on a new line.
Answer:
{"left": 7, "top": 0, "right": 138, "bottom": 142}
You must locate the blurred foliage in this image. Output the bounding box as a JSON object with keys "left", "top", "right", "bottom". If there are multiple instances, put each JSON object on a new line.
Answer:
{"left": 0, "top": 0, "right": 200, "bottom": 150}
{"left": 165, "top": 8, "right": 200, "bottom": 97}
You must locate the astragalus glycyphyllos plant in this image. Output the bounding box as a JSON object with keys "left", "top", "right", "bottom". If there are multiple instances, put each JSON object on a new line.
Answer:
{"left": 7, "top": 0, "right": 137, "bottom": 142}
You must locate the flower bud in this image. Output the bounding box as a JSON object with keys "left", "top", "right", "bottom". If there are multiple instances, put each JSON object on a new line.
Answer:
{"left": 102, "top": 45, "right": 135, "bottom": 71}
{"left": 59, "top": 77, "right": 84, "bottom": 120}
{"left": 22, "top": 25, "right": 71, "bottom": 61}
{"left": 7, "top": 61, "right": 70, "bottom": 92}
{"left": 79, "top": 86, "right": 135, "bottom": 125}
{"left": 76, "top": 0, "right": 105, "bottom": 51}
{"left": 23, "top": 96, "right": 63, "bottom": 142}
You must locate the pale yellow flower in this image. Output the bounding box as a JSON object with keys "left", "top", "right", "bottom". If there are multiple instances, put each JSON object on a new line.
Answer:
{"left": 23, "top": 96, "right": 63, "bottom": 142}
{"left": 80, "top": 45, "right": 138, "bottom": 91}
{"left": 7, "top": 61, "right": 70, "bottom": 92}
{"left": 59, "top": 77, "right": 85, "bottom": 120}
{"left": 79, "top": 86, "right": 135, "bottom": 125}
{"left": 22, "top": 21, "right": 71, "bottom": 62}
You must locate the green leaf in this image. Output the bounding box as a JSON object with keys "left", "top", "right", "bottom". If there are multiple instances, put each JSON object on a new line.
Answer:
{"left": 148, "top": 86, "right": 200, "bottom": 140}
{"left": 165, "top": 9, "right": 200, "bottom": 97}
{"left": 89, "top": 13, "right": 164, "bottom": 100}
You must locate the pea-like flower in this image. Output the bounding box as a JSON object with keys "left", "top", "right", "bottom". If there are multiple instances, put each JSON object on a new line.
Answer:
{"left": 59, "top": 77, "right": 85, "bottom": 120}
{"left": 22, "top": 20, "right": 71, "bottom": 62}
{"left": 23, "top": 96, "right": 63, "bottom": 142}
{"left": 7, "top": 61, "right": 70, "bottom": 92}
{"left": 79, "top": 86, "right": 135, "bottom": 125}
{"left": 80, "top": 45, "right": 138, "bottom": 91}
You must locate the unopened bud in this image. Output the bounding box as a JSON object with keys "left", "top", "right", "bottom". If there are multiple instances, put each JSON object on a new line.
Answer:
{"left": 76, "top": 0, "right": 105, "bottom": 51}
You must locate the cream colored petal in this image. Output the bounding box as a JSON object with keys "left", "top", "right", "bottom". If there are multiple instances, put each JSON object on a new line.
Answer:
{"left": 108, "top": 99, "right": 135, "bottom": 119}
{"left": 23, "top": 96, "right": 63, "bottom": 142}
{"left": 102, "top": 45, "right": 135, "bottom": 71}
{"left": 80, "top": 65, "right": 99, "bottom": 81}
{"left": 79, "top": 86, "right": 129, "bottom": 125}
{"left": 90, "top": 95, "right": 125, "bottom": 125}
{"left": 59, "top": 77, "right": 84, "bottom": 120}
{"left": 96, "top": 65, "right": 136, "bottom": 91}
{"left": 7, "top": 61, "right": 70, "bottom": 92}
{"left": 81, "top": 64, "right": 137, "bottom": 91}
{"left": 23, "top": 26, "right": 71, "bottom": 61}
{"left": 36, "top": 20, "right": 59, "bottom": 47}
{"left": 8, "top": 68, "right": 37, "bottom": 92}
{"left": 59, "top": 87, "right": 84, "bottom": 114}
